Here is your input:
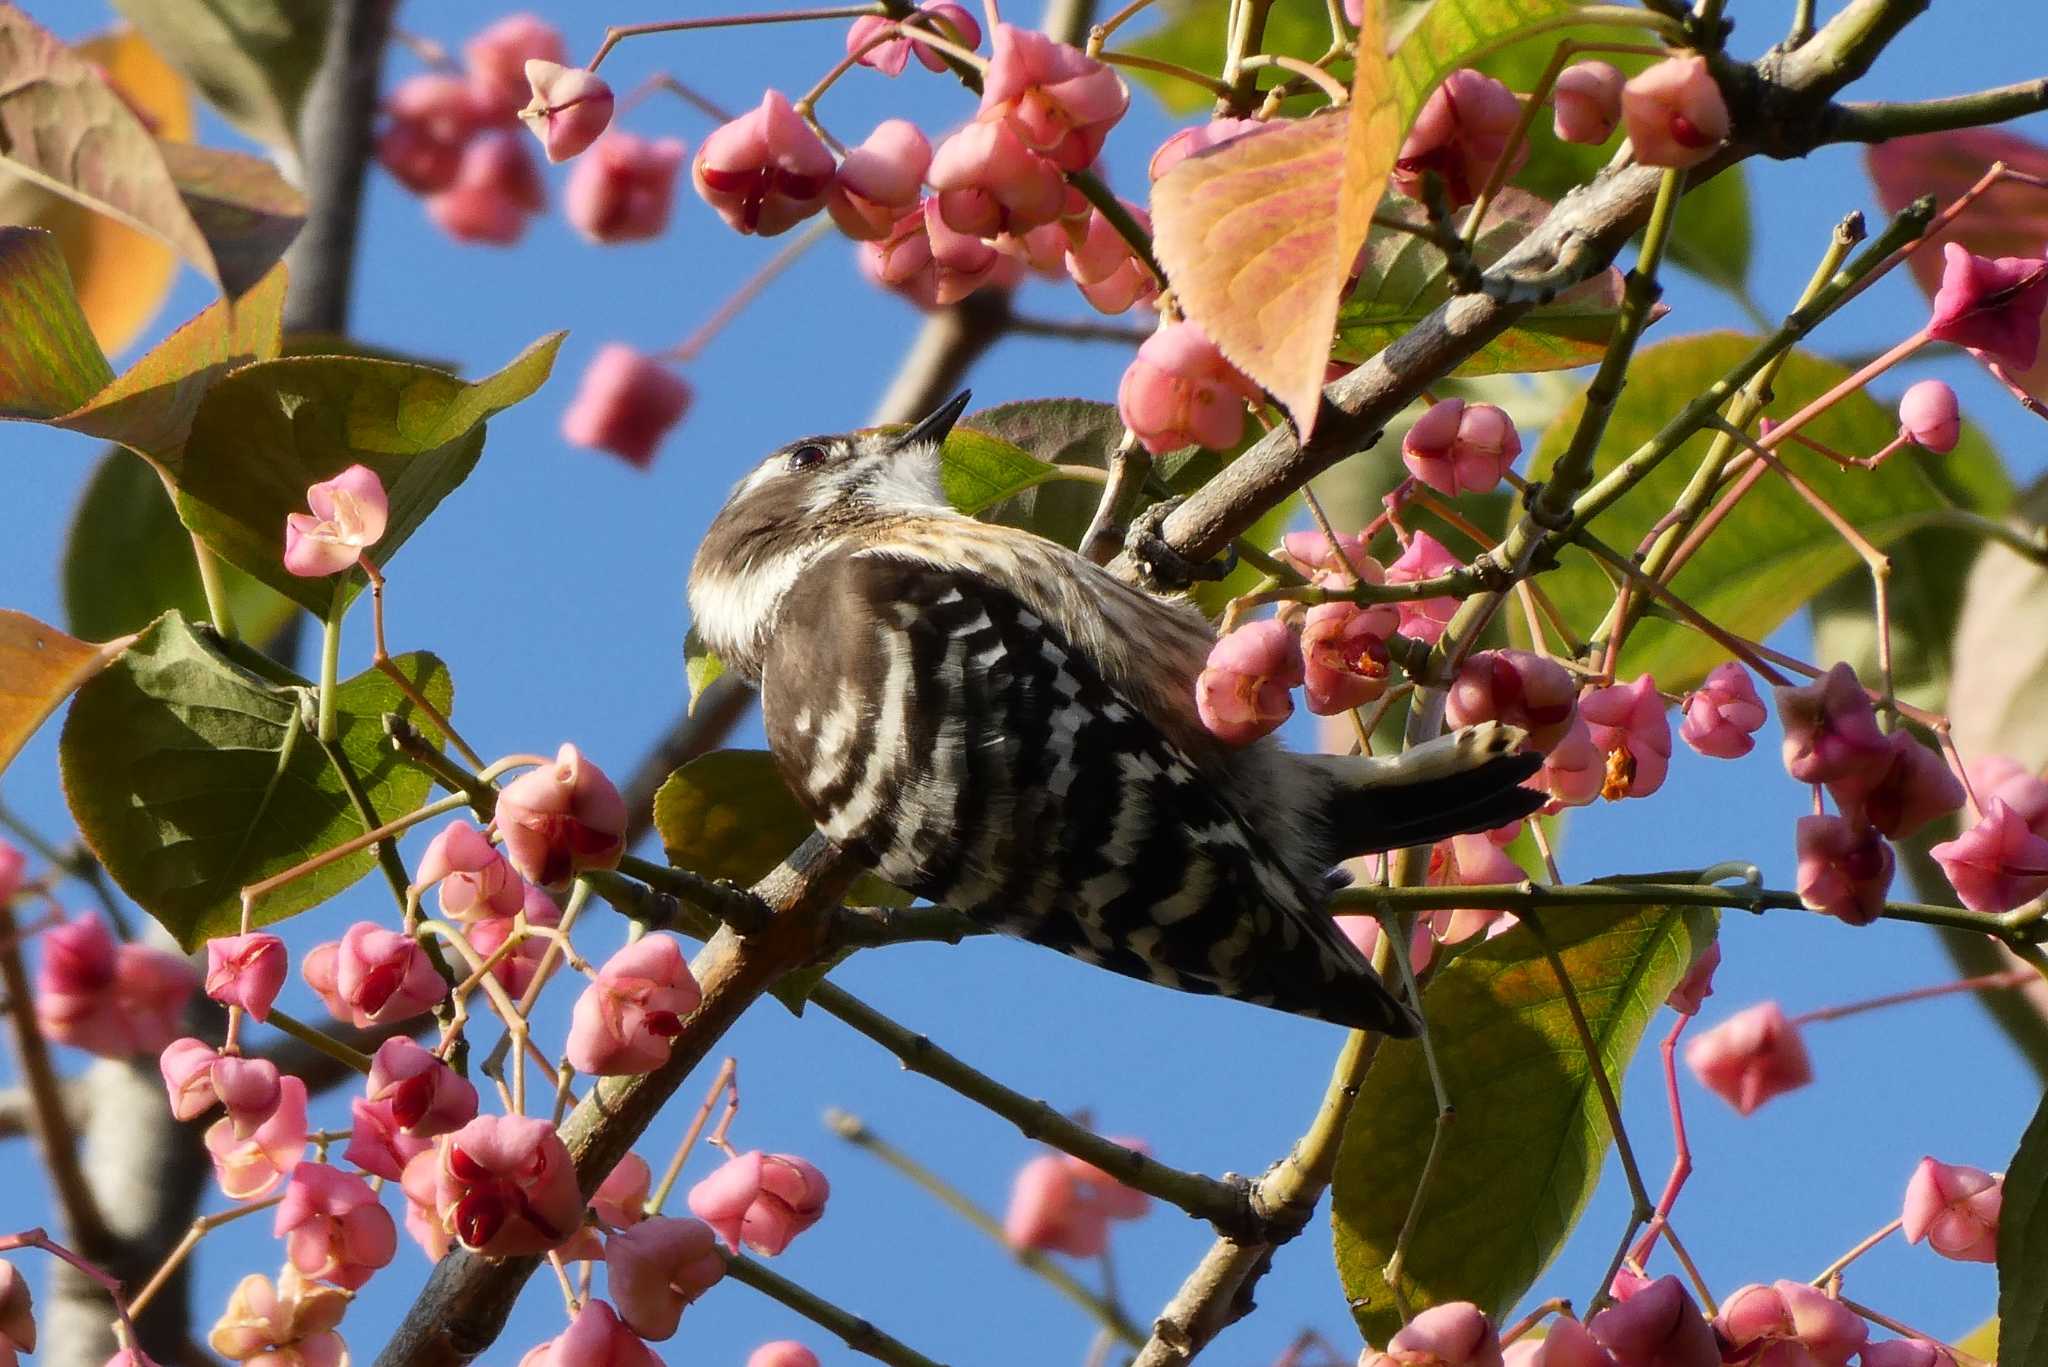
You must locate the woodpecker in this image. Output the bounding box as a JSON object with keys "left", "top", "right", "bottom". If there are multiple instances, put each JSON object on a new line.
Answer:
{"left": 686, "top": 391, "right": 1544, "bottom": 1034}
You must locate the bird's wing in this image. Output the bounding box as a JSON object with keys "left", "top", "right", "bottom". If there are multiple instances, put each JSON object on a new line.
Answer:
{"left": 758, "top": 546, "right": 1417, "bottom": 1034}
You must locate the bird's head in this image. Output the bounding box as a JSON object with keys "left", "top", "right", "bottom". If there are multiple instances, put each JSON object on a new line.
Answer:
{"left": 686, "top": 390, "right": 971, "bottom": 677}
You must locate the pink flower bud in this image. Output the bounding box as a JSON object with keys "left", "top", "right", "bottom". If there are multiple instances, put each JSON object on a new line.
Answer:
{"left": 688, "top": 1151, "right": 831, "bottom": 1256}
{"left": 1684, "top": 1001, "right": 1812, "bottom": 1115}
{"left": 517, "top": 1298, "right": 663, "bottom": 1367}
{"left": 205, "top": 932, "right": 287, "bottom": 1021}
{"left": 466, "top": 882, "right": 564, "bottom": 998}
{"left": 0, "top": 840, "right": 22, "bottom": 906}
{"left": 275, "top": 1161, "right": 397, "bottom": 1290}
{"left": 1337, "top": 912, "right": 1437, "bottom": 975}
{"left": 377, "top": 74, "right": 487, "bottom": 193}
{"left": 593, "top": 1153, "right": 653, "bottom": 1231}
{"left": 1678, "top": 662, "right": 1766, "bottom": 760}
{"left": 1425, "top": 833, "right": 1524, "bottom": 944}
{"left": 567, "top": 934, "right": 703, "bottom": 1075}
{"left": 1004, "top": 1153, "right": 1110, "bottom": 1257}
{"left": 344, "top": 1096, "right": 433, "bottom": 1182}
{"left": 1531, "top": 713, "right": 1605, "bottom": 811}
{"left": 1059, "top": 1141, "right": 1152, "bottom": 1221}
{"left": 519, "top": 60, "right": 614, "bottom": 163}
{"left": 858, "top": 198, "right": 1006, "bottom": 308}
{"left": 1775, "top": 663, "right": 1889, "bottom": 789}
{"left": 206, "top": 1074, "right": 308, "bottom": 1200}
{"left": 1795, "top": 815, "right": 1894, "bottom": 926}
{"left": 1666, "top": 939, "right": 1721, "bottom": 1015}
{"left": 212, "top": 1055, "right": 284, "bottom": 1138}
{"left": 161, "top": 1036, "right": 223, "bottom": 1121}
{"left": 368, "top": 1037, "right": 478, "bottom": 1138}
{"left": 1363, "top": 1301, "right": 1504, "bottom": 1367}
{"left": 1861, "top": 1341, "right": 1959, "bottom": 1367}
{"left": 283, "top": 464, "right": 388, "bottom": 578}
{"left": 979, "top": 24, "right": 1129, "bottom": 171}
{"left": 322, "top": 921, "right": 446, "bottom": 1027}
{"left": 1587, "top": 1275, "right": 1718, "bottom": 1367}
{"left": 1301, "top": 602, "right": 1397, "bottom": 716}
{"left": 1402, "top": 398, "right": 1523, "bottom": 497}
{"left": 496, "top": 742, "right": 629, "bottom": 885}
{"left": 564, "top": 133, "right": 686, "bottom": 243}
{"left": 1149, "top": 117, "right": 1264, "bottom": 180}
{"left": 435, "top": 1115, "right": 584, "bottom": 1257}
{"left": 1973, "top": 755, "right": 2048, "bottom": 834}
{"left": 1446, "top": 649, "right": 1578, "bottom": 752}
{"left": 1619, "top": 57, "right": 1729, "bottom": 169}
{"left": 606, "top": 1216, "right": 727, "bottom": 1340}
{"left": 1714, "top": 1282, "right": 1867, "bottom": 1367}
{"left": 1578, "top": 674, "right": 1672, "bottom": 800}
{"left": 693, "top": 90, "right": 834, "bottom": 236}
{"left": 416, "top": 820, "right": 524, "bottom": 922}
{"left": 426, "top": 131, "right": 547, "bottom": 245}
{"left": 1552, "top": 61, "right": 1625, "bottom": 145}
{"left": 749, "top": 1345, "right": 822, "bottom": 1367}
{"left": 0, "top": 1262, "right": 31, "bottom": 1359}
{"left": 465, "top": 14, "right": 568, "bottom": 124}
{"left": 1897, "top": 380, "right": 1960, "bottom": 454}
{"left": 827, "top": 120, "right": 932, "bottom": 241}
{"left": 1386, "top": 531, "right": 1461, "bottom": 644}
{"left": 1930, "top": 797, "right": 2048, "bottom": 912}
{"left": 928, "top": 117, "right": 1069, "bottom": 238}
{"left": 1901, "top": 1156, "right": 2003, "bottom": 1262}
{"left": 1392, "top": 70, "right": 1527, "bottom": 207}
{"left": 1849, "top": 731, "right": 1965, "bottom": 839}
{"left": 399, "top": 1148, "right": 451, "bottom": 1261}
{"left": 1066, "top": 200, "right": 1159, "bottom": 314}
{"left": 561, "top": 345, "right": 692, "bottom": 470}
{"left": 1279, "top": 530, "right": 1377, "bottom": 587}
{"left": 1927, "top": 241, "right": 2048, "bottom": 370}
{"left": 1502, "top": 1317, "right": 1614, "bottom": 1367}
{"left": 847, "top": 2, "right": 981, "bottom": 76}
{"left": 35, "top": 913, "right": 198, "bottom": 1058}
{"left": 208, "top": 1267, "right": 348, "bottom": 1366}
{"left": 1117, "top": 320, "right": 1262, "bottom": 455}
{"left": 1196, "top": 619, "right": 1303, "bottom": 746}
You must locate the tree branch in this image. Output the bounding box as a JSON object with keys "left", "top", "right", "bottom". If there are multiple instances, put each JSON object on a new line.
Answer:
{"left": 1821, "top": 79, "right": 2048, "bottom": 143}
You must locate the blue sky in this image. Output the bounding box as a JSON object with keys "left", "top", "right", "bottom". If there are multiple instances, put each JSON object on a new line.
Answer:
{"left": 4, "top": 2, "right": 2047, "bottom": 1363}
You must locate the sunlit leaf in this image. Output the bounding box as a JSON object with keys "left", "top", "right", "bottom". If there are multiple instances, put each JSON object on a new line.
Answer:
{"left": 1334, "top": 189, "right": 1626, "bottom": 370}
{"left": 936, "top": 426, "right": 1061, "bottom": 514}
{"left": 59, "top": 611, "right": 450, "bottom": 948}
{"left": 111, "top": 0, "right": 327, "bottom": 155}
{"left": 1955, "top": 1318, "right": 1999, "bottom": 1362}
{"left": 1333, "top": 902, "right": 1715, "bottom": 1337}
{"left": 651, "top": 750, "right": 908, "bottom": 908}
{"left": 0, "top": 227, "right": 114, "bottom": 418}
{"left": 1951, "top": 473, "right": 2048, "bottom": 810}
{"left": 172, "top": 333, "right": 565, "bottom": 615}
{"left": 1125, "top": 0, "right": 1337, "bottom": 115}
{"left": 1519, "top": 333, "right": 2010, "bottom": 691}
{"left": 2002, "top": 1089, "right": 2048, "bottom": 1367}
{"left": 0, "top": 609, "right": 132, "bottom": 776}
{"left": 684, "top": 626, "right": 727, "bottom": 716}
{"left": 65, "top": 445, "right": 297, "bottom": 645}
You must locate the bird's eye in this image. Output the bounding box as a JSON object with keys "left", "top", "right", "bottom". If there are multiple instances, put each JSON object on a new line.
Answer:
{"left": 786, "top": 444, "right": 828, "bottom": 473}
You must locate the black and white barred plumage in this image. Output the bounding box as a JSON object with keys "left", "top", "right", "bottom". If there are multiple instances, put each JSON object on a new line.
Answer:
{"left": 687, "top": 392, "right": 1544, "bottom": 1034}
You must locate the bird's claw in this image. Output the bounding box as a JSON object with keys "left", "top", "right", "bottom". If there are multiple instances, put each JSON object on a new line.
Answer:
{"left": 1125, "top": 497, "right": 1238, "bottom": 590}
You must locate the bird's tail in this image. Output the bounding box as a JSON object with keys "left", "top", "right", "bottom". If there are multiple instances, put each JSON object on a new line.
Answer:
{"left": 1300, "top": 721, "right": 1547, "bottom": 859}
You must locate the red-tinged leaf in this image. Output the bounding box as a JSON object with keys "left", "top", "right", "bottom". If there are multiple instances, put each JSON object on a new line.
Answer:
{"left": 0, "top": 609, "right": 132, "bottom": 776}
{"left": 1334, "top": 189, "right": 1627, "bottom": 370}
{"left": 0, "top": 4, "right": 302, "bottom": 297}
{"left": 0, "top": 227, "right": 115, "bottom": 419}
{"left": 1867, "top": 127, "right": 2048, "bottom": 396}
{"left": 57, "top": 258, "right": 288, "bottom": 467}
{"left": 1152, "top": 111, "right": 1359, "bottom": 438}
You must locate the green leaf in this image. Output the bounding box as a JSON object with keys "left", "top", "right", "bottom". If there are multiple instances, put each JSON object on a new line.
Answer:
{"left": 651, "top": 750, "right": 908, "bottom": 909}
{"left": 1333, "top": 902, "right": 1715, "bottom": 1337}
{"left": 936, "top": 425, "right": 1061, "bottom": 515}
{"left": 65, "top": 446, "right": 297, "bottom": 646}
{"left": 1955, "top": 1319, "right": 1999, "bottom": 1362}
{"left": 0, "top": 227, "right": 114, "bottom": 418}
{"left": 0, "top": 7, "right": 303, "bottom": 295}
{"left": 2000, "top": 1088, "right": 2048, "bottom": 1367}
{"left": 962, "top": 398, "right": 1125, "bottom": 549}
{"left": 1520, "top": 333, "right": 2011, "bottom": 691}
{"left": 59, "top": 611, "right": 451, "bottom": 949}
{"left": 1334, "top": 190, "right": 1626, "bottom": 373}
{"left": 684, "top": 626, "right": 728, "bottom": 715}
{"left": 173, "top": 333, "right": 565, "bottom": 614}
{"left": 1126, "top": 0, "right": 1337, "bottom": 115}
{"left": 110, "top": 0, "right": 328, "bottom": 154}
{"left": 1471, "top": 22, "right": 1751, "bottom": 293}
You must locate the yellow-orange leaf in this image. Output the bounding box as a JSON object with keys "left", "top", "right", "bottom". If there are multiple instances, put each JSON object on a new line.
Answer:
{"left": 0, "top": 609, "right": 132, "bottom": 776}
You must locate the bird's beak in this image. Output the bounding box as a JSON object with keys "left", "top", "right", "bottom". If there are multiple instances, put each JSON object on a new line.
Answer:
{"left": 893, "top": 389, "right": 972, "bottom": 452}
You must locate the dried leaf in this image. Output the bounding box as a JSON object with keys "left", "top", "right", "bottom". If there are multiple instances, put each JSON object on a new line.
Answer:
{"left": 0, "top": 609, "right": 132, "bottom": 776}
